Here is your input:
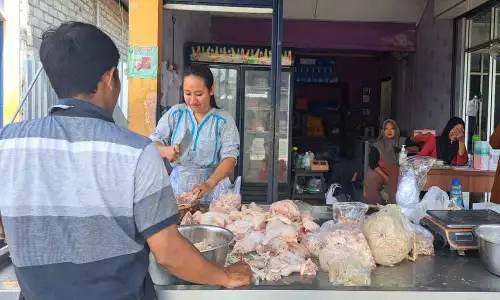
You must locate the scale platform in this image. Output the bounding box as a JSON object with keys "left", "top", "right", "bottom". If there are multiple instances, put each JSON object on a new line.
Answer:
{"left": 420, "top": 209, "right": 500, "bottom": 255}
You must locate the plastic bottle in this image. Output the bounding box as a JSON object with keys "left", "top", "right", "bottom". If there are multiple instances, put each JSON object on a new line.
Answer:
{"left": 297, "top": 153, "right": 304, "bottom": 169}
{"left": 303, "top": 152, "right": 311, "bottom": 170}
{"left": 451, "top": 178, "right": 465, "bottom": 209}
{"left": 292, "top": 147, "right": 298, "bottom": 168}
{"left": 309, "top": 151, "right": 315, "bottom": 161}
{"left": 399, "top": 145, "right": 407, "bottom": 165}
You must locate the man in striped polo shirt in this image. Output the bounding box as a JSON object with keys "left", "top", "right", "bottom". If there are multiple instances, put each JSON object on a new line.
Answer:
{"left": 0, "top": 22, "right": 251, "bottom": 300}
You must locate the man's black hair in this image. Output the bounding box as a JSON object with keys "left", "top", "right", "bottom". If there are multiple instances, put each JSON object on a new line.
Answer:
{"left": 39, "top": 22, "right": 120, "bottom": 98}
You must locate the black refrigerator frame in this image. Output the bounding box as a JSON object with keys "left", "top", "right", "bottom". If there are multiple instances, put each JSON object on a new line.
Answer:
{"left": 186, "top": 59, "right": 294, "bottom": 203}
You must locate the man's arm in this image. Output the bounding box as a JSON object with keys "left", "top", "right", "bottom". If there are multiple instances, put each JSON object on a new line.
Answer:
{"left": 148, "top": 225, "right": 229, "bottom": 285}
{"left": 134, "top": 143, "right": 251, "bottom": 288}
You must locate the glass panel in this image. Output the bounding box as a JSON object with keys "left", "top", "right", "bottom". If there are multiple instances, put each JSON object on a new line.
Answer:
{"left": 466, "top": 48, "right": 490, "bottom": 151}
{"left": 278, "top": 71, "right": 291, "bottom": 184}
{"left": 210, "top": 67, "right": 237, "bottom": 120}
{"left": 242, "top": 70, "right": 272, "bottom": 184}
{"left": 469, "top": 12, "right": 491, "bottom": 48}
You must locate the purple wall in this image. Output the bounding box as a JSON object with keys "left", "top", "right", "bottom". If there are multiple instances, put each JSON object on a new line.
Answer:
{"left": 334, "top": 56, "right": 381, "bottom": 126}
{"left": 211, "top": 16, "right": 416, "bottom": 52}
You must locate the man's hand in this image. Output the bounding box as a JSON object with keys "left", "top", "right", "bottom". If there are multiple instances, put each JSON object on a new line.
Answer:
{"left": 159, "top": 145, "right": 180, "bottom": 162}
{"left": 192, "top": 181, "right": 215, "bottom": 198}
{"left": 223, "top": 262, "right": 253, "bottom": 289}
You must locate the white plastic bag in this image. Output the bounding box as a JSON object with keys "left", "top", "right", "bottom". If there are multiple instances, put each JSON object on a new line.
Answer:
{"left": 405, "top": 186, "right": 461, "bottom": 224}
{"left": 209, "top": 177, "right": 242, "bottom": 213}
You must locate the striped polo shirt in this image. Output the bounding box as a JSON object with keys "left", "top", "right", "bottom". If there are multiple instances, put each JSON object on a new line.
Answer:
{"left": 0, "top": 99, "right": 178, "bottom": 300}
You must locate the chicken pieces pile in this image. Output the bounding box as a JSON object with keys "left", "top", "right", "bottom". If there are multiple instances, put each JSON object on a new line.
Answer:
{"left": 181, "top": 200, "right": 320, "bottom": 282}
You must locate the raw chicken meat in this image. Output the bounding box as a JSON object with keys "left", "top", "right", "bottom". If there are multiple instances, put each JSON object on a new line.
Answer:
{"left": 175, "top": 192, "right": 198, "bottom": 205}
{"left": 263, "top": 218, "right": 298, "bottom": 244}
{"left": 256, "top": 237, "right": 288, "bottom": 254}
{"left": 266, "top": 251, "right": 319, "bottom": 279}
{"left": 288, "top": 242, "right": 310, "bottom": 258}
{"left": 232, "top": 231, "right": 265, "bottom": 254}
{"left": 300, "top": 232, "right": 323, "bottom": 257}
{"left": 226, "top": 220, "right": 253, "bottom": 239}
{"left": 240, "top": 202, "right": 266, "bottom": 214}
{"left": 198, "top": 211, "right": 233, "bottom": 228}
{"left": 270, "top": 200, "right": 301, "bottom": 222}
{"left": 192, "top": 211, "right": 203, "bottom": 224}
{"left": 319, "top": 247, "right": 371, "bottom": 286}
{"left": 320, "top": 226, "right": 375, "bottom": 271}
{"left": 302, "top": 219, "right": 320, "bottom": 232}
{"left": 209, "top": 194, "right": 241, "bottom": 214}
{"left": 180, "top": 211, "right": 195, "bottom": 225}
{"left": 242, "top": 211, "right": 267, "bottom": 231}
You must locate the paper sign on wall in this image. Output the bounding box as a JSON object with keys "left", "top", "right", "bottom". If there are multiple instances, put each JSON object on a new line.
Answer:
{"left": 127, "top": 46, "right": 158, "bottom": 79}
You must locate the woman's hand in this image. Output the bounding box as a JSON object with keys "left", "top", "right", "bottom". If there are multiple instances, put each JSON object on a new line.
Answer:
{"left": 192, "top": 181, "right": 216, "bottom": 199}
{"left": 158, "top": 144, "right": 180, "bottom": 162}
{"left": 452, "top": 127, "right": 465, "bottom": 142}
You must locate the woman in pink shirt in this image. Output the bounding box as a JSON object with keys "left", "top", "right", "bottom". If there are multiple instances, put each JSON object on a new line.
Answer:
{"left": 417, "top": 117, "right": 468, "bottom": 165}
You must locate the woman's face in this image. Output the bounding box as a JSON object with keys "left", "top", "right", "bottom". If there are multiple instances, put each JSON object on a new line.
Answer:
{"left": 449, "top": 124, "right": 465, "bottom": 141}
{"left": 183, "top": 75, "right": 213, "bottom": 115}
{"left": 384, "top": 122, "right": 396, "bottom": 139}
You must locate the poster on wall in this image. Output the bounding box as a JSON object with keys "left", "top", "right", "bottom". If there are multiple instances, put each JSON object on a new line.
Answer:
{"left": 188, "top": 43, "right": 293, "bottom": 66}
{"left": 127, "top": 46, "right": 158, "bottom": 79}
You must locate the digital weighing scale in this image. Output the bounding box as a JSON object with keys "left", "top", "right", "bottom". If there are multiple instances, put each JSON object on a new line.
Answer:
{"left": 420, "top": 209, "right": 500, "bottom": 255}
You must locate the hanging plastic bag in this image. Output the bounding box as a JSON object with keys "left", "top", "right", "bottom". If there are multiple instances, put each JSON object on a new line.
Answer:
{"left": 209, "top": 176, "right": 242, "bottom": 213}
{"left": 395, "top": 156, "right": 435, "bottom": 221}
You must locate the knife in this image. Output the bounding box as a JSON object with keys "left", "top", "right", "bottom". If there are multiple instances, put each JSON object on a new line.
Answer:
{"left": 177, "top": 128, "right": 193, "bottom": 162}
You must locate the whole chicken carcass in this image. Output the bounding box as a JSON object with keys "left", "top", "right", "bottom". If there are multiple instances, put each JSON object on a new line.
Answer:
{"left": 198, "top": 212, "right": 232, "bottom": 228}
{"left": 270, "top": 200, "right": 301, "bottom": 222}
{"left": 267, "top": 250, "right": 319, "bottom": 278}
{"left": 232, "top": 231, "right": 265, "bottom": 254}
{"left": 263, "top": 218, "right": 298, "bottom": 244}
{"left": 256, "top": 237, "right": 288, "bottom": 254}
{"left": 242, "top": 211, "right": 267, "bottom": 231}
{"left": 226, "top": 220, "right": 253, "bottom": 239}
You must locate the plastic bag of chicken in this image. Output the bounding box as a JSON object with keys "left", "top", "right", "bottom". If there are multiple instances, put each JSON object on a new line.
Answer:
{"left": 209, "top": 176, "right": 242, "bottom": 214}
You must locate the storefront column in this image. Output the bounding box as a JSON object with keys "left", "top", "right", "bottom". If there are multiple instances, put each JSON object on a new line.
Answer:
{"left": 2, "top": 0, "right": 21, "bottom": 125}
{"left": 127, "top": 0, "right": 163, "bottom": 136}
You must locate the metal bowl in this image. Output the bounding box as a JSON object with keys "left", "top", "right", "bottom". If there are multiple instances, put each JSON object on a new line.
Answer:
{"left": 473, "top": 224, "right": 500, "bottom": 276}
{"left": 149, "top": 225, "right": 234, "bottom": 285}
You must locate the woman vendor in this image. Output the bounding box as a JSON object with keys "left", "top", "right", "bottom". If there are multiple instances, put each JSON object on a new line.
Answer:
{"left": 417, "top": 117, "right": 467, "bottom": 165}
{"left": 365, "top": 119, "right": 404, "bottom": 205}
{"left": 150, "top": 65, "right": 240, "bottom": 202}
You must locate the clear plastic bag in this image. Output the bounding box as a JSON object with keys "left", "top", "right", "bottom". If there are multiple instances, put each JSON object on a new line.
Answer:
{"left": 300, "top": 231, "right": 323, "bottom": 257}
{"left": 409, "top": 223, "right": 434, "bottom": 257}
{"left": 332, "top": 202, "right": 369, "bottom": 225}
{"left": 363, "top": 205, "right": 413, "bottom": 266}
{"left": 209, "top": 176, "right": 242, "bottom": 214}
{"left": 319, "top": 221, "right": 376, "bottom": 271}
{"left": 396, "top": 156, "right": 435, "bottom": 209}
{"left": 319, "top": 247, "right": 371, "bottom": 286}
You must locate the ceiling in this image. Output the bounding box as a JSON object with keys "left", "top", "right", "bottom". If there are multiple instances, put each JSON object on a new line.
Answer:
{"left": 205, "top": 0, "right": 428, "bottom": 24}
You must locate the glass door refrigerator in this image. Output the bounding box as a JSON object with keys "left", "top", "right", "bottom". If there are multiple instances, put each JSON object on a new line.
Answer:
{"left": 186, "top": 43, "right": 293, "bottom": 203}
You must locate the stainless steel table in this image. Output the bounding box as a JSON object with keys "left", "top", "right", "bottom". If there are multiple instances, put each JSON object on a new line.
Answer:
{"left": 156, "top": 249, "right": 500, "bottom": 300}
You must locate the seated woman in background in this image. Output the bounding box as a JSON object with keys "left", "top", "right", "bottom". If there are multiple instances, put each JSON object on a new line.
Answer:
{"left": 417, "top": 117, "right": 468, "bottom": 165}
{"left": 365, "top": 119, "right": 403, "bottom": 205}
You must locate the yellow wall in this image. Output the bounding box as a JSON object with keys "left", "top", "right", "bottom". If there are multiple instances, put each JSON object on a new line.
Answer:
{"left": 3, "top": 0, "right": 21, "bottom": 125}
{"left": 127, "top": 0, "right": 163, "bottom": 136}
